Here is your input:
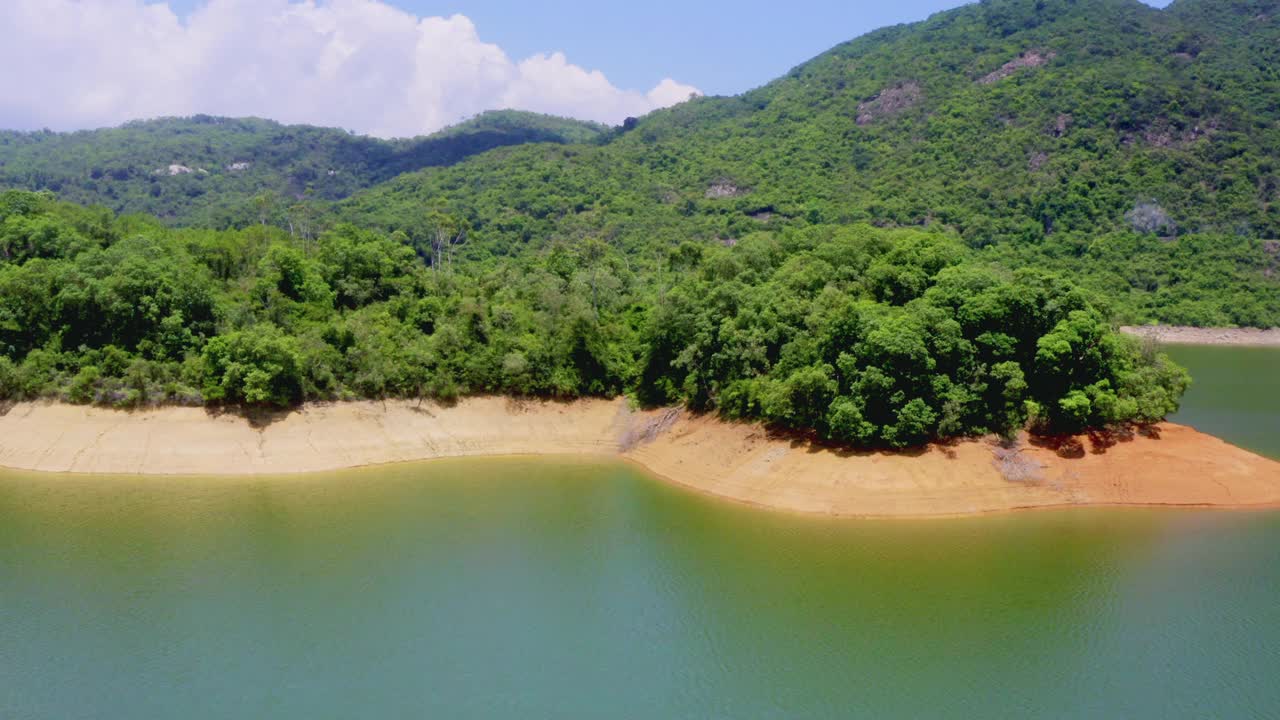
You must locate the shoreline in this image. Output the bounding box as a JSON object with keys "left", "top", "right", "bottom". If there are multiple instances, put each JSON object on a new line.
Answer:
{"left": 1, "top": 398, "right": 1278, "bottom": 518}
{"left": 1120, "top": 325, "right": 1280, "bottom": 347}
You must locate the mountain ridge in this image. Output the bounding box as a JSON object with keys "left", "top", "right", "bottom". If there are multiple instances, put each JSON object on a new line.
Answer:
{"left": 334, "top": 0, "right": 1278, "bottom": 326}
{"left": 0, "top": 111, "right": 610, "bottom": 227}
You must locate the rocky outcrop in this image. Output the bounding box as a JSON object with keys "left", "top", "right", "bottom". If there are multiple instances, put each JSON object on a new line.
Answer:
{"left": 978, "top": 50, "right": 1054, "bottom": 84}
{"left": 705, "top": 180, "right": 746, "bottom": 199}
{"left": 153, "top": 164, "right": 208, "bottom": 176}
{"left": 856, "top": 82, "right": 922, "bottom": 126}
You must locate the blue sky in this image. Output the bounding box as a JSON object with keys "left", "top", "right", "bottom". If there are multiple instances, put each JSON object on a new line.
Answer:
{"left": 159, "top": 0, "right": 1174, "bottom": 97}
{"left": 4, "top": 1, "right": 1173, "bottom": 136}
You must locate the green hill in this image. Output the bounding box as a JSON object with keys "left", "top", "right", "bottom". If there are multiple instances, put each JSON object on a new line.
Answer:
{"left": 340, "top": 0, "right": 1280, "bottom": 327}
{"left": 2, "top": 0, "right": 1275, "bottom": 445}
{"left": 0, "top": 111, "right": 609, "bottom": 227}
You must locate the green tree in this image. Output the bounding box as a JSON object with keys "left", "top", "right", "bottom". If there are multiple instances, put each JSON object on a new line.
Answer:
{"left": 201, "top": 325, "right": 304, "bottom": 407}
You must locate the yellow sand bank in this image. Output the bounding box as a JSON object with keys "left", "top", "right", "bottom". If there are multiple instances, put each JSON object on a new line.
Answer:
{"left": 1, "top": 398, "right": 1277, "bottom": 517}
{"left": 1121, "top": 325, "right": 1280, "bottom": 346}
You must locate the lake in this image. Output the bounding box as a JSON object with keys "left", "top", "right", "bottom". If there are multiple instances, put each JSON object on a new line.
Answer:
{"left": 1164, "top": 344, "right": 1280, "bottom": 460}
{"left": 1, "top": 346, "right": 1278, "bottom": 719}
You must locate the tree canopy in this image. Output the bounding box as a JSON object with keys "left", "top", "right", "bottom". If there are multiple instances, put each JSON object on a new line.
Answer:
{"left": 0, "top": 191, "right": 1188, "bottom": 448}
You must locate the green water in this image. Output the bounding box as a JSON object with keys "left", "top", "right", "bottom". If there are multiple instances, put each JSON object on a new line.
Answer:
{"left": 2, "top": 347, "right": 1279, "bottom": 719}
{"left": 1164, "top": 345, "right": 1280, "bottom": 460}
{"left": 3, "top": 461, "right": 1278, "bottom": 718}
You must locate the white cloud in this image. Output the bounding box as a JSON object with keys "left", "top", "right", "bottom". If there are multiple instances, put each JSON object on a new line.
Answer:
{"left": 0, "top": 0, "right": 700, "bottom": 137}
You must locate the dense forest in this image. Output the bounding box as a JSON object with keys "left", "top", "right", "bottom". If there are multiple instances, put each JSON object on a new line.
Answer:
{"left": 339, "top": 0, "right": 1280, "bottom": 327}
{"left": 4, "top": 0, "right": 1278, "bottom": 446}
{"left": 0, "top": 190, "right": 1186, "bottom": 446}
{"left": 0, "top": 111, "right": 608, "bottom": 227}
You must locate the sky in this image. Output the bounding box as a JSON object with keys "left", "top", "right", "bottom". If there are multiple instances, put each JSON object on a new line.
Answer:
{"left": 0, "top": 0, "right": 1173, "bottom": 138}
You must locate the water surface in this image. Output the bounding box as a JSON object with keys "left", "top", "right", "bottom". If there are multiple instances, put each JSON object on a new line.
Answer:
{"left": 2, "top": 345, "right": 1279, "bottom": 718}
{"left": 1164, "top": 345, "right": 1280, "bottom": 459}
{"left": 2, "top": 458, "right": 1278, "bottom": 719}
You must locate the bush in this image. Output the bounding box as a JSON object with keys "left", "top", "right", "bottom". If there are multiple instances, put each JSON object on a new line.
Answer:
{"left": 15, "top": 349, "right": 61, "bottom": 399}
{"left": 201, "top": 325, "right": 304, "bottom": 407}
{"left": 0, "top": 355, "right": 15, "bottom": 397}
{"left": 67, "top": 365, "right": 101, "bottom": 404}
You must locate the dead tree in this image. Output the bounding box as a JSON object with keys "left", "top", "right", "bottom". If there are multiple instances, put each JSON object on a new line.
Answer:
{"left": 430, "top": 225, "right": 466, "bottom": 274}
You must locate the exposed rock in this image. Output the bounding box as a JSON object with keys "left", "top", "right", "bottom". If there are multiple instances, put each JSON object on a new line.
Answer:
{"left": 154, "top": 164, "right": 194, "bottom": 176}
{"left": 856, "top": 81, "right": 922, "bottom": 126}
{"left": 705, "top": 180, "right": 745, "bottom": 199}
{"left": 978, "top": 50, "right": 1055, "bottom": 84}
{"left": 227, "top": 162, "right": 251, "bottom": 172}
{"left": 1028, "top": 151, "right": 1049, "bottom": 171}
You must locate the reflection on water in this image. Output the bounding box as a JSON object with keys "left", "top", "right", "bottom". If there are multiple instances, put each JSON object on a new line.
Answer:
{"left": 2, "top": 458, "right": 1278, "bottom": 719}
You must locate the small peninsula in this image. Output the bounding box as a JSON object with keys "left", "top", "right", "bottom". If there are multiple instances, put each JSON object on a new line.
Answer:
{"left": 2, "top": 398, "right": 1277, "bottom": 518}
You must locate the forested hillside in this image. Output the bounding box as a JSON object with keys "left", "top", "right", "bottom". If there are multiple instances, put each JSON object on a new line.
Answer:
{"left": 0, "top": 111, "right": 609, "bottom": 227}
{"left": 4, "top": 0, "right": 1277, "bottom": 445}
{"left": 0, "top": 190, "right": 1186, "bottom": 446}
{"left": 340, "top": 0, "right": 1280, "bottom": 327}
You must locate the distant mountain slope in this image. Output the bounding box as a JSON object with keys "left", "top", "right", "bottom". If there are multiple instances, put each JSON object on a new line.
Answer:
{"left": 340, "top": 0, "right": 1279, "bottom": 326}
{"left": 0, "top": 111, "right": 609, "bottom": 227}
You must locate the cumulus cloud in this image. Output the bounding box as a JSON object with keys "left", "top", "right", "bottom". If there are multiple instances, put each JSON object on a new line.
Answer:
{"left": 0, "top": 0, "right": 700, "bottom": 137}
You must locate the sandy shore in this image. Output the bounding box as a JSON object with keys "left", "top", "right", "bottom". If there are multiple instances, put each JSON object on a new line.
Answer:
{"left": 1, "top": 398, "right": 1278, "bottom": 517}
{"left": 1121, "top": 325, "right": 1280, "bottom": 346}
